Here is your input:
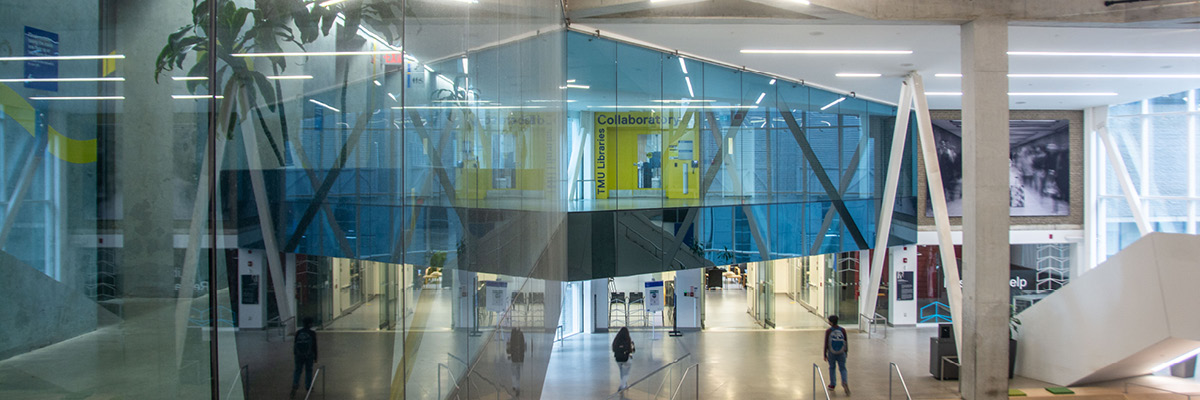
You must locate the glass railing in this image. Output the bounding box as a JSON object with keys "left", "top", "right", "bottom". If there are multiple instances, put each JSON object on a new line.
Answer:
{"left": 608, "top": 353, "right": 693, "bottom": 400}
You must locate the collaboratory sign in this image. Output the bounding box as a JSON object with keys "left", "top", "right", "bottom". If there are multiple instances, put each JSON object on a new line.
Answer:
{"left": 593, "top": 112, "right": 684, "bottom": 199}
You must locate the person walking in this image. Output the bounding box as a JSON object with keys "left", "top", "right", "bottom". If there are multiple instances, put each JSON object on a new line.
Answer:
{"left": 507, "top": 327, "right": 527, "bottom": 397}
{"left": 612, "top": 327, "right": 635, "bottom": 391}
{"left": 824, "top": 315, "right": 850, "bottom": 395}
{"left": 291, "top": 317, "right": 319, "bottom": 398}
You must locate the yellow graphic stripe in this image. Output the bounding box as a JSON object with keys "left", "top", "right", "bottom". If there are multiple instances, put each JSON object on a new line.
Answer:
{"left": 102, "top": 50, "right": 117, "bottom": 77}
{"left": 0, "top": 83, "right": 97, "bottom": 164}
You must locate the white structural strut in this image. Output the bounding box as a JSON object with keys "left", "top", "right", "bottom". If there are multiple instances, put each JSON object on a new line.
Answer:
{"left": 911, "top": 73, "right": 964, "bottom": 355}
{"left": 1093, "top": 107, "right": 1151, "bottom": 235}
{"left": 862, "top": 78, "right": 912, "bottom": 329}
{"left": 239, "top": 89, "right": 294, "bottom": 327}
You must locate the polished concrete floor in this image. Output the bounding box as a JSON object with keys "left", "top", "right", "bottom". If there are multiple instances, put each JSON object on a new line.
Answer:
{"left": 703, "top": 288, "right": 832, "bottom": 330}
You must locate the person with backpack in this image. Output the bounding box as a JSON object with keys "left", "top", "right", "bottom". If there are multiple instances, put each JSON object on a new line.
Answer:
{"left": 823, "top": 315, "right": 850, "bottom": 395}
{"left": 291, "top": 317, "right": 319, "bottom": 397}
{"left": 507, "top": 327, "right": 527, "bottom": 397}
{"left": 612, "top": 327, "right": 635, "bottom": 391}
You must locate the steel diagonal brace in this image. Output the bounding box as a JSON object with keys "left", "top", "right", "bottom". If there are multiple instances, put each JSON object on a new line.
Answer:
{"left": 778, "top": 105, "right": 870, "bottom": 249}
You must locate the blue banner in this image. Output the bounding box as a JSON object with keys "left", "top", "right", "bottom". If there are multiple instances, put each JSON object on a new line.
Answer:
{"left": 24, "top": 26, "right": 58, "bottom": 92}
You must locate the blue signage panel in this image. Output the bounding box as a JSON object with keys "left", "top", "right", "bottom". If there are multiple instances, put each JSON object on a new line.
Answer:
{"left": 23, "top": 26, "right": 59, "bottom": 92}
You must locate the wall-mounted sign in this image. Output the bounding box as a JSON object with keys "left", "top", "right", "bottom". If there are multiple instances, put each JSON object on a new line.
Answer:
{"left": 23, "top": 27, "right": 58, "bottom": 92}
{"left": 485, "top": 281, "right": 509, "bottom": 313}
{"left": 241, "top": 275, "right": 260, "bottom": 305}
{"left": 897, "top": 271, "right": 914, "bottom": 301}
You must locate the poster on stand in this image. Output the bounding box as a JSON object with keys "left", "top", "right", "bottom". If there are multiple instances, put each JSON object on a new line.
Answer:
{"left": 485, "top": 281, "right": 509, "bottom": 313}
{"left": 644, "top": 281, "right": 665, "bottom": 312}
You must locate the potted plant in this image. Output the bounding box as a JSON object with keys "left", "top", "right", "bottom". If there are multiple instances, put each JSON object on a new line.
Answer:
{"left": 1009, "top": 305, "right": 1021, "bottom": 379}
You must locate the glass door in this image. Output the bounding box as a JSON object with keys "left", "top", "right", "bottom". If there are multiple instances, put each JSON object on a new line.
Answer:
{"left": 758, "top": 261, "right": 775, "bottom": 328}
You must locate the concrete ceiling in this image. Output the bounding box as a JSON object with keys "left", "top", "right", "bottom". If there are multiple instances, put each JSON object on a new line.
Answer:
{"left": 581, "top": 22, "right": 1200, "bottom": 110}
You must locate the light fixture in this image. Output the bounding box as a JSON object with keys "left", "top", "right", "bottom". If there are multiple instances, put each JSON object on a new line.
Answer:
{"left": 234, "top": 50, "right": 402, "bottom": 57}
{"left": 652, "top": 99, "right": 715, "bottom": 103}
{"left": 922, "top": 92, "right": 1118, "bottom": 96}
{"left": 387, "top": 93, "right": 397, "bottom": 102}
{"left": 741, "top": 49, "right": 912, "bottom": 55}
{"left": 794, "top": 0, "right": 811, "bottom": 4}
{"left": 1008, "top": 51, "right": 1200, "bottom": 58}
{"left": 423, "top": 65, "right": 434, "bottom": 73}
{"left": 836, "top": 73, "right": 882, "bottom": 78}
{"left": 172, "top": 76, "right": 208, "bottom": 81}
{"left": 560, "top": 84, "right": 590, "bottom": 89}
{"left": 755, "top": 92, "right": 766, "bottom": 105}
{"left": 685, "top": 76, "right": 695, "bottom": 97}
{"left": 820, "top": 97, "right": 846, "bottom": 111}
{"left": 0, "top": 54, "right": 125, "bottom": 61}
{"left": 679, "top": 57, "right": 688, "bottom": 75}
{"left": 373, "top": 80, "right": 382, "bottom": 86}
{"left": 769, "top": 79, "right": 776, "bottom": 85}
{"left": 461, "top": 57, "right": 469, "bottom": 74}
{"left": 937, "top": 73, "right": 1200, "bottom": 79}
{"left": 319, "top": 0, "right": 351, "bottom": 6}
{"left": 1151, "top": 347, "right": 1200, "bottom": 372}
{"left": 586, "top": 105, "right": 758, "bottom": 110}
{"left": 173, "top": 95, "right": 225, "bottom": 100}
{"left": 0, "top": 77, "right": 124, "bottom": 83}
{"left": 266, "top": 75, "right": 313, "bottom": 80}
{"left": 29, "top": 96, "right": 124, "bottom": 100}
{"left": 728, "top": 137, "right": 734, "bottom": 155}
{"left": 309, "top": 99, "right": 340, "bottom": 113}
{"left": 567, "top": 79, "right": 576, "bottom": 83}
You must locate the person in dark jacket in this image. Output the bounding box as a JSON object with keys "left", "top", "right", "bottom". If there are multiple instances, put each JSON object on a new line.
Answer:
{"left": 507, "top": 327, "right": 527, "bottom": 396}
{"left": 291, "top": 317, "right": 318, "bottom": 397}
{"left": 823, "top": 315, "right": 850, "bottom": 395}
{"left": 612, "top": 327, "right": 635, "bottom": 391}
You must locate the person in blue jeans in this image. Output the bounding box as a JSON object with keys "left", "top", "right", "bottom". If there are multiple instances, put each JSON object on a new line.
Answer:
{"left": 291, "top": 317, "right": 318, "bottom": 398}
{"left": 824, "top": 315, "right": 850, "bottom": 395}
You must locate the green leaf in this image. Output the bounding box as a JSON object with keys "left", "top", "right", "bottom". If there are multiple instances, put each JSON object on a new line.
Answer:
{"left": 185, "top": 51, "right": 210, "bottom": 94}
{"left": 251, "top": 71, "right": 277, "bottom": 112}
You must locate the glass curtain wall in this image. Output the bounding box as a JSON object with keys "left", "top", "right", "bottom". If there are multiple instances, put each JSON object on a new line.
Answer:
{"left": 1094, "top": 89, "right": 1200, "bottom": 263}
{"left": 564, "top": 30, "right": 913, "bottom": 281}
{"left": 1, "top": 0, "right": 566, "bottom": 399}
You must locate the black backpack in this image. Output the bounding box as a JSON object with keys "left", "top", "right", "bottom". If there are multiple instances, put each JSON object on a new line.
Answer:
{"left": 295, "top": 330, "right": 316, "bottom": 359}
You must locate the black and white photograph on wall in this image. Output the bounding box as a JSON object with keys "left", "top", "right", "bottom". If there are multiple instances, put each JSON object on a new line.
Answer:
{"left": 925, "top": 119, "right": 1070, "bottom": 217}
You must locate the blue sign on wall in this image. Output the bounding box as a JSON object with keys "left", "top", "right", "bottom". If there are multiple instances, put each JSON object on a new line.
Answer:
{"left": 24, "top": 26, "right": 59, "bottom": 92}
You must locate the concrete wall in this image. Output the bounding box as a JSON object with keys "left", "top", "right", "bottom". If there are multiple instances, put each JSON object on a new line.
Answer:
{"left": 0, "top": 252, "right": 100, "bottom": 360}
{"left": 1016, "top": 232, "right": 1200, "bottom": 385}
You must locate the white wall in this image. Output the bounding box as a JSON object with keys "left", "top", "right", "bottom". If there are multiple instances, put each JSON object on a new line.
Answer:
{"left": 674, "top": 269, "right": 702, "bottom": 329}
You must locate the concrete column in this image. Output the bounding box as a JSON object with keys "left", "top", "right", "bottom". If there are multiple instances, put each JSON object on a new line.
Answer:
{"left": 960, "top": 18, "right": 1011, "bottom": 399}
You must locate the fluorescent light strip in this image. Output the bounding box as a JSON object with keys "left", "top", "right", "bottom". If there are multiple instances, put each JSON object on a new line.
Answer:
{"left": 267, "top": 75, "right": 313, "bottom": 80}
{"left": 560, "top": 84, "right": 590, "bottom": 89}
{"left": 423, "top": 65, "right": 434, "bottom": 73}
{"left": 924, "top": 92, "right": 1118, "bottom": 96}
{"left": 937, "top": 73, "right": 1200, "bottom": 79}
{"left": 685, "top": 76, "right": 695, "bottom": 97}
{"left": 461, "top": 57, "right": 469, "bottom": 74}
{"left": 0, "top": 54, "right": 125, "bottom": 61}
{"left": 652, "top": 99, "right": 715, "bottom": 103}
{"left": 394, "top": 106, "right": 546, "bottom": 110}
{"left": 755, "top": 92, "right": 766, "bottom": 105}
{"left": 679, "top": 57, "right": 688, "bottom": 75}
{"left": 1009, "top": 51, "right": 1200, "bottom": 58}
{"left": 387, "top": 93, "right": 397, "bottom": 102}
{"left": 309, "top": 99, "right": 340, "bottom": 113}
{"left": 30, "top": 96, "right": 124, "bottom": 100}
{"left": 172, "top": 76, "right": 208, "bottom": 81}
{"left": 820, "top": 97, "right": 846, "bottom": 111}
{"left": 742, "top": 49, "right": 912, "bottom": 55}
{"left": 586, "top": 105, "right": 759, "bottom": 110}
{"left": 0, "top": 77, "right": 124, "bottom": 83}
{"left": 528, "top": 99, "right": 577, "bottom": 103}
{"left": 795, "top": 0, "right": 811, "bottom": 4}
{"left": 836, "top": 73, "right": 882, "bottom": 78}
{"left": 769, "top": 79, "right": 777, "bottom": 85}
{"left": 567, "top": 79, "right": 576, "bottom": 83}
{"left": 319, "top": 0, "right": 351, "bottom": 6}
{"left": 234, "top": 50, "right": 401, "bottom": 57}
{"left": 1151, "top": 347, "right": 1200, "bottom": 372}
{"left": 373, "top": 80, "right": 382, "bottom": 86}
{"left": 173, "top": 95, "right": 225, "bottom": 100}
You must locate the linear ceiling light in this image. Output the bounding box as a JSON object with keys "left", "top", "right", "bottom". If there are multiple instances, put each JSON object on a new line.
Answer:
{"left": 1009, "top": 51, "right": 1200, "bottom": 58}
{"left": 923, "top": 92, "right": 1118, "bottom": 96}
{"left": 560, "top": 84, "right": 590, "bottom": 89}
{"left": 769, "top": 79, "right": 777, "bottom": 85}
{"left": 755, "top": 92, "right": 767, "bottom": 104}
{"left": 0, "top": 77, "right": 124, "bottom": 83}
{"left": 173, "top": 95, "right": 225, "bottom": 100}
{"left": 836, "top": 73, "right": 882, "bottom": 78}
{"left": 235, "top": 50, "right": 401, "bottom": 57}
{"left": 267, "top": 75, "right": 313, "bottom": 80}
{"left": 309, "top": 99, "right": 340, "bottom": 113}
{"left": 0, "top": 54, "right": 125, "bottom": 61}
{"left": 679, "top": 57, "right": 688, "bottom": 75}
{"left": 937, "top": 73, "right": 1200, "bottom": 78}
{"left": 685, "top": 76, "right": 695, "bottom": 97}
{"left": 820, "top": 97, "right": 846, "bottom": 110}
{"left": 742, "top": 49, "right": 912, "bottom": 55}
{"left": 319, "top": 0, "right": 351, "bottom": 6}
{"left": 172, "top": 76, "right": 208, "bottom": 81}
{"left": 30, "top": 96, "right": 124, "bottom": 100}
{"left": 652, "top": 99, "right": 715, "bottom": 103}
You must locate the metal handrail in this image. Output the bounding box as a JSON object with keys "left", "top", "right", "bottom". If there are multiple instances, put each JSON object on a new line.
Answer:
{"left": 860, "top": 313, "right": 888, "bottom": 339}
{"left": 1124, "top": 381, "right": 1196, "bottom": 399}
{"left": 813, "top": 363, "right": 832, "bottom": 400}
{"left": 438, "top": 363, "right": 461, "bottom": 400}
{"left": 669, "top": 363, "right": 700, "bottom": 400}
{"left": 607, "top": 353, "right": 692, "bottom": 399}
{"left": 303, "top": 364, "right": 326, "bottom": 400}
{"left": 939, "top": 356, "right": 960, "bottom": 383}
{"left": 889, "top": 362, "right": 912, "bottom": 400}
